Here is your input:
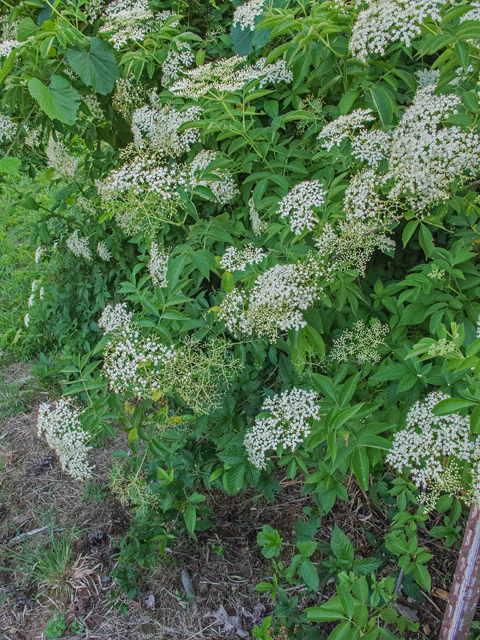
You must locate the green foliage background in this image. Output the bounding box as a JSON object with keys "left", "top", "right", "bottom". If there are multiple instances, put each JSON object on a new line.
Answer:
{"left": 3, "top": 0, "right": 480, "bottom": 637}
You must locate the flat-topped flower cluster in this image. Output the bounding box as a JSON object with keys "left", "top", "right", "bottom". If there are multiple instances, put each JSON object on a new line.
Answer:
{"left": 386, "top": 391, "right": 480, "bottom": 509}
{"left": 37, "top": 399, "right": 92, "bottom": 481}
{"left": 245, "top": 388, "right": 320, "bottom": 469}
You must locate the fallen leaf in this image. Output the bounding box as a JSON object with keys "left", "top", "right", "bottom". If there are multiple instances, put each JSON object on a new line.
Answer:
{"left": 432, "top": 587, "right": 450, "bottom": 601}
{"left": 204, "top": 605, "right": 248, "bottom": 638}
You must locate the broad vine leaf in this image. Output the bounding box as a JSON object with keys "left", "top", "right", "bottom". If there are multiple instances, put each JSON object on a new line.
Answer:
{"left": 230, "top": 24, "right": 254, "bottom": 56}
{"left": 0, "top": 157, "right": 21, "bottom": 175}
{"left": 28, "top": 76, "right": 80, "bottom": 125}
{"left": 66, "top": 37, "right": 118, "bottom": 95}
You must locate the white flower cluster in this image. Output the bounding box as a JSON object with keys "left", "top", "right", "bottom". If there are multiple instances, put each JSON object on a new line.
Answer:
{"left": 277, "top": 180, "right": 327, "bottom": 235}
{"left": 330, "top": 319, "right": 389, "bottom": 364}
{"left": 323, "top": 80, "right": 480, "bottom": 216}
{"left": 83, "top": 94, "right": 103, "bottom": 119}
{"left": 100, "top": 1, "right": 175, "bottom": 49}
{"left": 67, "top": 230, "right": 92, "bottom": 260}
{"left": 35, "top": 246, "right": 45, "bottom": 263}
{"left": 148, "top": 242, "right": 169, "bottom": 288}
{"left": 131, "top": 101, "right": 202, "bottom": 157}
{"left": 0, "top": 16, "right": 20, "bottom": 58}
{"left": 317, "top": 109, "right": 376, "bottom": 151}
{"left": 220, "top": 244, "right": 267, "bottom": 272}
{"left": 254, "top": 58, "right": 293, "bottom": 88}
{"left": 415, "top": 68, "right": 440, "bottom": 89}
{"left": 233, "top": 0, "right": 265, "bottom": 30}
{"left": 189, "top": 150, "right": 238, "bottom": 205}
{"left": 98, "top": 154, "right": 188, "bottom": 233}
{"left": 169, "top": 55, "right": 292, "bottom": 99}
{"left": 162, "top": 39, "right": 194, "bottom": 85}
{"left": 245, "top": 388, "right": 320, "bottom": 469}
{"left": 218, "top": 256, "right": 331, "bottom": 340}
{"left": 28, "top": 280, "right": 44, "bottom": 309}
{"left": 249, "top": 198, "right": 267, "bottom": 236}
{"left": 316, "top": 220, "right": 394, "bottom": 275}
{"left": 385, "top": 84, "right": 479, "bottom": 210}
{"left": 112, "top": 77, "right": 147, "bottom": 120}
{"left": 98, "top": 302, "right": 133, "bottom": 333}
{"left": 97, "top": 241, "right": 112, "bottom": 261}
{"left": 84, "top": 0, "right": 106, "bottom": 22}
{"left": 450, "top": 65, "right": 474, "bottom": 87}
{"left": 349, "top": 0, "right": 448, "bottom": 63}
{"left": 46, "top": 135, "right": 78, "bottom": 178}
{"left": 103, "top": 325, "right": 177, "bottom": 396}
{"left": 386, "top": 391, "right": 480, "bottom": 507}
{"left": 461, "top": 1, "right": 480, "bottom": 22}
{"left": 24, "top": 126, "right": 42, "bottom": 148}
{"left": 37, "top": 399, "right": 92, "bottom": 481}
{"left": 0, "top": 114, "right": 17, "bottom": 144}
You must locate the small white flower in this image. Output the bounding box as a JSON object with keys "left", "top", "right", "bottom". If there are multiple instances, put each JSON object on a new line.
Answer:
{"left": 148, "top": 242, "right": 169, "bottom": 288}
{"left": 46, "top": 135, "right": 78, "bottom": 178}
{"left": 24, "top": 313, "right": 29, "bottom": 327}
{"left": 233, "top": 0, "right": 265, "bottom": 31}
{"left": 97, "top": 241, "right": 112, "bottom": 261}
{"left": 277, "top": 180, "right": 326, "bottom": 235}
{"left": 66, "top": 230, "right": 92, "bottom": 260}
{"left": 98, "top": 302, "right": 133, "bottom": 334}
{"left": 37, "top": 399, "right": 92, "bottom": 481}
{"left": 245, "top": 388, "right": 320, "bottom": 469}
{"left": 220, "top": 244, "right": 267, "bottom": 272}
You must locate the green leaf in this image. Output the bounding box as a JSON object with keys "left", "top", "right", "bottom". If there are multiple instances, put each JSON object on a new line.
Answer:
{"left": 369, "top": 86, "right": 394, "bottom": 125}
{"left": 328, "top": 621, "right": 354, "bottom": 640}
{"left": 418, "top": 223, "right": 434, "bottom": 257}
{"left": 414, "top": 564, "right": 431, "bottom": 592}
{"left": 300, "top": 558, "right": 319, "bottom": 591}
{"left": 338, "top": 583, "right": 355, "bottom": 619}
{"left": 350, "top": 448, "right": 369, "bottom": 491}
{"left": 307, "top": 606, "right": 346, "bottom": 622}
{"left": 0, "top": 157, "right": 21, "bottom": 175}
{"left": 433, "top": 397, "right": 474, "bottom": 416}
{"left": 455, "top": 41, "right": 470, "bottom": 71}
{"left": 471, "top": 403, "right": 480, "bottom": 434}
{"left": 297, "top": 540, "right": 317, "bottom": 558}
{"left": 28, "top": 76, "right": 80, "bottom": 125}
{"left": 191, "top": 249, "right": 216, "bottom": 280}
{"left": 66, "top": 37, "right": 118, "bottom": 95}
{"left": 184, "top": 504, "right": 197, "bottom": 536}
{"left": 402, "top": 220, "right": 418, "bottom": 248}
{"left": 17, "top": 17, "right": 38, "bottom": 42}
{"left": 331, "top": 526, "right": 354, "bottom": 563}
{"left": 230, "top": 23, "right": 253, "bottom": 56}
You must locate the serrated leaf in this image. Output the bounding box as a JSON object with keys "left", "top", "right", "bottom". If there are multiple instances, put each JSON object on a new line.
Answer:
{"left": 300, "top": 558, "right": 319, "bottom": 591}
{"left": 184, "top": 504, "right": 197, "bottom": 536}
{"left": 0, "top": 157, "right": 21, "bottom": 175}
{"left": 28, "top": 76, "right": 80, "bottom": 125}
{"left": 350, "top": 448, "right": 369, "bottom": 491}
{"left": 331, "top": 526, "right": 354, "bottom": 563}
